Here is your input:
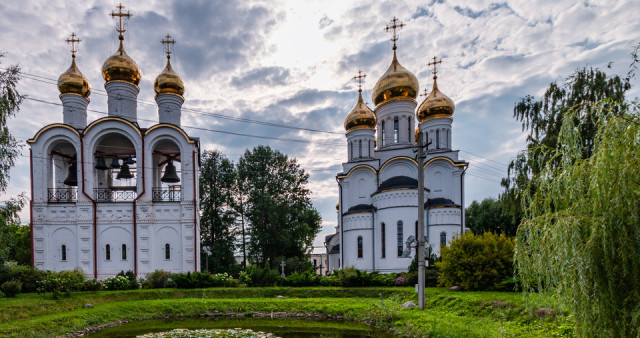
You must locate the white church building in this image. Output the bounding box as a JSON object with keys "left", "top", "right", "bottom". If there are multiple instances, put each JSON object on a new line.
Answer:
{"left": 27, "top": 5, "right": 200, "bottom": 279}
{"left": 325, "top": 19, "right": 468, "bottom": 274}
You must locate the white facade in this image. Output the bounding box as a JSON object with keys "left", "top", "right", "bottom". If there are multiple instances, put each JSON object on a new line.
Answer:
{"left": 28, "top": 17, "right": 200, "bottom": 279}
{"left": 327, "top": 53, "right": 468, "bottom": 274}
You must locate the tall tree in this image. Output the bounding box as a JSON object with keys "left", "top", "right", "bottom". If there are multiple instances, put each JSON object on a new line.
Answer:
{"left": 237, "top": 146, "right": 321, "bottom": 267}
{"left": 501, "top": 66, "right": 631, "bottom": 224}
{"left": 515, "top": 100, "right": 640, "bottom": 336}
{"left": 199, "top": 150, "right": 237, "bottom": 273}
{"left": 0, "top": 194, "right": 29, "bottom": 264}
{"left": 0, "top": 53, "right": 23, "bottom": 192}
{"left": 465, "top": 198, "right": 517, "bottom": 236}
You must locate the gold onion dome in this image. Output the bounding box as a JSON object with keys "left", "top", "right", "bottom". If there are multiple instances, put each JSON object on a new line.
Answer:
{"left": 154, "top": 58, "right": 184, "bottom": 96}
{"left": 344, "top": 92, "right": 376, "bottom": 133}
{"left": 58, "top": 58, "right": 91, "bottom": 98}
{"left": 102, "top": 41, "right": 141, "bottom": 85}
{"left": 371, "top": 51, "right": 419, "bottom": 106}
{"left": 417, "top": 77, "right": 455, "bottom": 123}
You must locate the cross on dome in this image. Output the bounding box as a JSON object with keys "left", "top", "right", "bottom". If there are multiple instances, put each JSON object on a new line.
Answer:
{"left": 420, "top": 88, "right": 429, "bottom": 98}
{"left": 352, "top": 70, "right": 366, "bottom": 93}
{"left": 110, "top": 3, "right": 132, "bottom": 40}
{"left": 161, "top": 34, "right": 176, "bottom": 60}
{"left": 384, "top": 17, "right": 405, "bottom": 50}
{"left": 65, "top": 33, "right": 80, "bottom": 58}
{"left": 427, "top": 56, "right": 442, "bottom": 80}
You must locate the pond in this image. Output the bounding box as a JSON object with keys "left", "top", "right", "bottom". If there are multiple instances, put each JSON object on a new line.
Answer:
{"left": 87, "top": 317, "right": 391, "bottom": 337}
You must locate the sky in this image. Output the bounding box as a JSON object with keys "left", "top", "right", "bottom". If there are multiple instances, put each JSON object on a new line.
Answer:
{"left": 1, "top": 0, "right": 639, "bottom": 253}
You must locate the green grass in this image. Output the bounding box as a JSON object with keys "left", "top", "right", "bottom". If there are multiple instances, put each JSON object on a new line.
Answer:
{"left": 0, "top": 287, "right": 574, "bottom": 337}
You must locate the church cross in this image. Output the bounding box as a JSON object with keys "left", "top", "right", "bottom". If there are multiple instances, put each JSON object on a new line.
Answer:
{"left": 352, "top": 70, "right": 366, "bottom": 93}
{"left": 384, "top": 17, "right": 405, "bottom": 50}
{"left": 420, "top": 88, "right": 429, "bottom": 98}
{"left": 280, "top": 261, "right": 286, "bottom": 277}
{"left": 110, "top": 3, "right": 132, "bottom": 40}
{"left": 65, "top": 33, "right": 80, "bottom": 58}
{"left": 427, "top": 56, "right": 443, "bottom": 79}
{"left": 161, "top": 34, "right": 176, "bottom": 60}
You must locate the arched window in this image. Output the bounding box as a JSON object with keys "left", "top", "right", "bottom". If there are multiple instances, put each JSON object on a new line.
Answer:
{"left": 122, "top": 244, "right": 127, "bottom": 260}
{"left": 61, "top": 245, "right": 67, "bottom": 261}
{"left": 397, "top": 221, "right": 404, "bottom": 257}
{"left": 436, "top": 130, "right": 440, "bottom": 149}
{"left": 351, "top": 142, "right": 354, "bottom": 159}
{"left": 408, "top": 117, "right": 412, "bottom": 142}
{"left": 440, "top": 232, "right": 447, "bottom": 246}
{"left": 357, "top": 236, "right": 363, "bottom": 258}
{"left": 381, "top": 223, "right": 386, "bottom": 258}
{"left": 165, "top": 243, "right": 171, "bottom": 260}
{"left": 106, "top": 244, "right": 111, "bottom": 261}
{"left": 393, "top": 117, "right": 399, "bottom": 143}
{"left": 358, "top": 140, "right": 362, "bottom": 158}
{"left": 369, "top": 140, "right": 372, "bottom": 156}
{"left": 381, "top": 121, "right": 386, "bottom": 146}
{"left": 425, "top": 132, "right": 429, "bottom": 149}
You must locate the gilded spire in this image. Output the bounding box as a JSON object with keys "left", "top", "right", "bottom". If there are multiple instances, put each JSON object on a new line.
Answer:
{"left": 154, "top": 34, "right": 184, "bottom": 96}
{"left": 58, "top": 33, "right": 90, "bottom": 98}
{"left": 418, "top": 56, "right": 454, "bottom": 123}
{"left": 345, "top": 71, "right": 375, "bottom": 133}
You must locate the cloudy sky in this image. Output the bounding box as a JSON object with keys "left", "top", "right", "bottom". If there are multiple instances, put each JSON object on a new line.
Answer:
{"left": 1, "top": 0, "right": 639, "bottom": 251}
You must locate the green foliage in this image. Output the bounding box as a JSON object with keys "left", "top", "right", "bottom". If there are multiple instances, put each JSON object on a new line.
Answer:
{"left": 466, "top": 198, "right": 517, "bottom": 236}
{"left": 0, "top": 194, "right": 29, "bottom": 265}
{"left": 404, "top": 269, "right": 440, "bottom": 287}
{"left": 515, "top": 98, "right": 640, "bottom": 336}
{"left": 0, "top": 262, "right": 46, "bottom": 292}
{"left": 103, "top": 275, "right": 131, "bottom": 290}
{"left": 199, "top": 150, "right": 237, "bottom": 274}
{"left": 501, "top": 66, "right": 632, "bottom": 226}
{"left": 282, "top": 270, "right": 320, "bottom": 287}
{"left": 36, "top": 273, "right": 76, "bottom": 299}
{"left": 363, "top": 295, "right": 403, "bottom": 330}
{"left": 0, "top": 53, "right": 24, "bottom": 193}
{"left": 146, "top": 270, "right": 173, "bottom": 289}
{"left": 79, "top": 279, "right": 102, "bottom": 291}
{"left": 0, "top": 279, "right": 21, "bottom": 297}
{"left": 116, "top": 270, "right": 139, "bottom": 289}
{"left": 436, "top": 232, "right": 515, "bottom": 290}
{"left": 242, "top": 265, "right": 283, "bottom": 287}
{"left": 237, "top": 146, "right": 321, "bottom": 266}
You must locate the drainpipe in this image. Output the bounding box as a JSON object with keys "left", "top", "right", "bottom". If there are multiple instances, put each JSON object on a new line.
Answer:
{"left": 324, "top": 240, "right": 329, "bottom": 275}
{"left": 29, "top": 149, "right": 34, "bottom": 267}
{"left": 79, "top": 136, "right": 98, "bottom": 279}
{"left": 132, "top": 137, "right": 145, "bottom": 277}
{"left": 192, "top": 149, "right": 198, "bottom": 272}
{"left": 371, "top": 208, "right": 375, "bottom": 272}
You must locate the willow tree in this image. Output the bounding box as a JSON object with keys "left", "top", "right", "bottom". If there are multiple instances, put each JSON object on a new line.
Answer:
{"left": 515, "top": 100, "right": 640, "bottom": 336}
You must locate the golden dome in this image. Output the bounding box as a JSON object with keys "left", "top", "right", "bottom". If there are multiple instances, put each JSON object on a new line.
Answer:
{"left": 344, "top": 92, "right": 376, "bottom": 133}
{"left": 58, "top": 58, "right": 90, "bottom": 98}
{"left": 154, "top": 58, "right": 184, "bottom": 96}
{"left": 417, "top": 77, "right": 454, "bottom": 123}
{"left": 335, "top": 201, "right": 339, "bottom": 211}
{"left": 102, "top": 41, "right": 141, "bottom": 85}
{"left": 372, "top": 51, "right": 419, "bottom": 106}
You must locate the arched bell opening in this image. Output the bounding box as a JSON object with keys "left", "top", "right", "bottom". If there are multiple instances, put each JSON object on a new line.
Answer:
{"left": 93, "top": 132, "right": 137, "bottom": 202}
{"left": 47, "top": 139, "right": 78, "bottom": 203}
{"left": 152, "top": 139, "right": 181, "bottom": 202}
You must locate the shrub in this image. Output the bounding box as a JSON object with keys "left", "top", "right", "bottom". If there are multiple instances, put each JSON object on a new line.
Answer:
{"left": 283, "top": 271, "right": 319, "bottom": 287}
{"left": 103, "top": 275, "right": 131, "bottom": 290}
{"left": 37, "top": 274, "right": 74, "bottom": 299}
{"left": 211, "top": 273, "right": 236, "bottom": 287}
{"left": 334, "top": 267, "right": 367, "bottom": 286}
{"left": 4, "top": 264, "right": 46, "bottom": 293}
{"left": 117, "top": 270, "right": 140, "bottom": 289}
{"left": 56, "top": 269, "right": 86, "bottom": 291}
{"left": 436, "top": 232, "right": 515, "bottom": 290}
{"left": 0, "top": 290, "right": 4, "bottom": 298}
{"left": 79, "top": 279, "right": 102, "bottom": 291}
{"left": 244, "top": 265, "right": 283, "bottom": 287}
{"left": 319, "top": 274, "right": 338, "bottom": 286}
{"left": 146, "top": 270, "right": 173, "bottom": 288}
{"left": 1, "top": 280, "right": 22, "bottom": 297}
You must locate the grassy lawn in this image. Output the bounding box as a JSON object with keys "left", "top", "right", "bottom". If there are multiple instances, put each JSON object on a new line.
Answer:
{"left": 0, "top": 287, "right": 573, "bottom": 337}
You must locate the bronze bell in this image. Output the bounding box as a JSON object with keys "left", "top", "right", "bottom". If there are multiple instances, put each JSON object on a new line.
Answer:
{"left": 95, "top": 155, "right": 109, "bottom": 170}
{"left": 64, "top": 161, "right": 78, "bottom": 186}
{"left": 110, "top": 154, "right": 121, "bottom": 169}
{"left": 124, "top": 155, "right": 135, "bottom": 165}
{"left": 116, "top": 162, "right": 134, "bottom": 179}
{"left": 161, "top": 160, "right": 180, "bottom": 183}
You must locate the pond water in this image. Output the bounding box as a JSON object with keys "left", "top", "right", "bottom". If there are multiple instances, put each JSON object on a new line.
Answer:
{"left": 87, "top": 317, "right": 391, "bottom": 337}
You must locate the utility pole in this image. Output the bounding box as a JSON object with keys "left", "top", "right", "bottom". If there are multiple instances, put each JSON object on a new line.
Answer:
{"left": 417, "top": 131, "right": 427, "bottom": 310}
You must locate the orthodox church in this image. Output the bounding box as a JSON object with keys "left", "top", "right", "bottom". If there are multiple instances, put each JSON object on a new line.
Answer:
{"left": 325, "top": 18, "right": 468, "bottom": 274}
{"left": 27, "top": 5, "right": 200, "bottom": 279}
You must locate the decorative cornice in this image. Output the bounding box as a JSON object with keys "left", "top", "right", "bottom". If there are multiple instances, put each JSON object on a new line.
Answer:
{"left": 28, "top": 123, "right": 80, "bottom": 144}
{"left": 379, "top": 156, "right": 418, "bottom": 172}
{"left": 424, "top": 156, "right": 468, "bottom": 168}
{"left": 146, "top": 123, "right": 195, "bottom": 144}
{"left": 83, "top": 117, "right": 142, "bottom": 137}
{"left": 337, "top": 164, "right": 377, "bottom": 179}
